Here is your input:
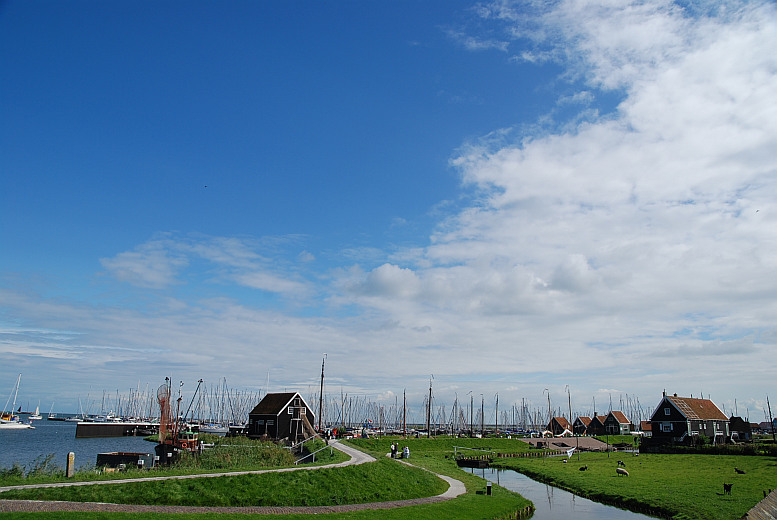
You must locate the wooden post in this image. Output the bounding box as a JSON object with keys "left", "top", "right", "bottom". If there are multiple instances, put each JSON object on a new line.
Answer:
{"left": 66, "top": 452, "right": 75, "bottom": 478}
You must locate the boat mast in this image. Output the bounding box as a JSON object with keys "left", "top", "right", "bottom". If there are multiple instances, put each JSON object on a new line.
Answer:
{"left": 317, "top": 354, "right": 326, "bottom": 431}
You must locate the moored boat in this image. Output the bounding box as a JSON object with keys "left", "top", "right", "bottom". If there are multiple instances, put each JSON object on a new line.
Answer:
{"left": 1, "top": 375, "right": 35, "bottom": 430}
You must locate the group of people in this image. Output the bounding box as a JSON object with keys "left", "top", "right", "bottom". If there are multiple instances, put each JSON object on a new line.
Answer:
{"left": 390, "top": 442, "right": 410, "bottom": 459}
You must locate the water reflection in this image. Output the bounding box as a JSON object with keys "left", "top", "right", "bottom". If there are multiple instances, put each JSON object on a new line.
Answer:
{"left": 468, "top": 467, "right": 656, "bottom": 519}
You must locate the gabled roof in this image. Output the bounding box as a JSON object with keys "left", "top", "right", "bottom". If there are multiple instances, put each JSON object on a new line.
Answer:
{"left": 640, "top": 420, "right": 652, "bottom": 431}
{"left": 249, "top": 392, "right": 308, "bottom": 416}
{"left": 550, "top": 417, "right": 571, "bottom": 429}
{"left": 575, "top": 416, "right": 592, "bottom": 426}
{"left": 609, "top": 411, "right": 630, "bottom": 424}
{"left": 591, "top": 415, "right": 607, "bottom": 425}
{"left": 664, "top": 395, "right": 727, "bottom": 421}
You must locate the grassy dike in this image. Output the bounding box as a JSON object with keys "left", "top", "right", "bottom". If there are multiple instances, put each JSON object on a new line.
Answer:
{"left": 0, "top": 436, "right": 534, "bottom": 520}
{"left": 491, "top": 451, "right": 777, "bottom": 520}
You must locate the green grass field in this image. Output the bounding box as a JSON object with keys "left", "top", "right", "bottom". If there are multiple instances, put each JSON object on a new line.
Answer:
{"left": 0, "top": 457, "right": 447, "bottom": 506}
{"left": 0, "top": 436, "right": 534, "bottom": 520}
{"left": 492, "top": 451, "right": 777, "bottom": 520}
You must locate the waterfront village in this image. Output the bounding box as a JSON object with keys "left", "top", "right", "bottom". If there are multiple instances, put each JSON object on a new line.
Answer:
{"left": 3, "top": 373, "right": 777, "bottom": 520}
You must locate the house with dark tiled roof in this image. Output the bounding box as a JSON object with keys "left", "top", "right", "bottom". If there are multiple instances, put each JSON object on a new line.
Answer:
{"left": 604, "top": 410, "right": 632, "bottom": 435}
{"left": 546, "top": 417, "right": 572, "bottom": 436}
{"left": 649, "top": 392, "right": 729, "bottom": 444}
{"left": 247, "top": 392, "right": 316, "bottom": 443}
{"left": 573, "top": 416, "right": 591, "bottom": 435}
{"left": 639, "top": 420, "right": 652, "bottom": 437}
{"left": 586, "top": 415, "right": 608, "bottom": 436}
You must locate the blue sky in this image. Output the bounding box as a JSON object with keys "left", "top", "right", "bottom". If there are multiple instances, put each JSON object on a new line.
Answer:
{"left": 2, "top": 0, "right": 776, "bottom": 424}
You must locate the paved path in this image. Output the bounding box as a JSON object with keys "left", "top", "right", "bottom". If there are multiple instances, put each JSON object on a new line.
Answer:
{"left": 0, "top": 441, "right": 466, "bottom": 514}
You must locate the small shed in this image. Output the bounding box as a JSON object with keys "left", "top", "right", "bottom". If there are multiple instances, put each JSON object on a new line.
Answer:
{"left": 247, "top": 392, "right": 316, "bottom": 443}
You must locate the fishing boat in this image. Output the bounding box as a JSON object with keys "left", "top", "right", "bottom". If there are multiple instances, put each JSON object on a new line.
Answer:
{"left": 1, "top": 375, "right": 35, "bottom": 429}
{"left": 154, "top": 378, "right": 201, "bottom": 463}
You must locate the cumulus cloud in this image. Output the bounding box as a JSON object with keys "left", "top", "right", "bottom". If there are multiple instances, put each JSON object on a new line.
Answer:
{"left": 334, "top": 0, "right": 777, "bottom": 400}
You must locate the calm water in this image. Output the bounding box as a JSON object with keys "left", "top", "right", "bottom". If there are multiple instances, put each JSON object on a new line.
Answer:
{"left": 467, "top": 467, "right": 656, "bottom": 520}
{"left": 0, "top": 418, "right": 153, "bottom": 471}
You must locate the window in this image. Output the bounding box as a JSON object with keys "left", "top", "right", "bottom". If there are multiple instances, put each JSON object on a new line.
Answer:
{"left": 257, "top": 419, "right": 265, "bottom": 425}
{"left": 664, "top": 408, "right": 671, "bottom": 416}
{"left": 288, "top": 407, "right": 294, "bottom": 415}
{"left": 300, "top": 407, "right": 306, "bottom": 415}
{"left": 662, "top": 423, "right": 672, "bottom": 432}
{"left": 267, "top": 419, "right": 275, "bottom": 426}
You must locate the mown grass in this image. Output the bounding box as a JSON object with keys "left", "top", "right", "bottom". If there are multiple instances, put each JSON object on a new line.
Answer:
{"left": 347, "top": 435, "right": 534, "bottom": 458}
{"left": 492, "top": 451, "right": 777, "bottom": 520}
{"left": 1, "top": 457, "right": 447, "bottom": 506}
{"left": 0, "top": 437, "right": 346, "bottom": 487}
{"left": 1, "top": 436, "right": 535, "bottom": 520}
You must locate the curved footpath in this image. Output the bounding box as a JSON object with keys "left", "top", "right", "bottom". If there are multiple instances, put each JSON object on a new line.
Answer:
{"left": 0, "top": 441, "right": 466, "bottom": 514}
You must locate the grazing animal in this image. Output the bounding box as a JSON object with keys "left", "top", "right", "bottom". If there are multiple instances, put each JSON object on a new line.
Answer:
{"left": 616, "top": 467, "right": 630, "bottom": 477}
{"left": 617, "top": 460, "right": 626, "bottom": 467}
{"left": 735, "top": 467, "right": 746, "bottom": 475}
{"left": 579, "top": 465, "right": 588, "bottom": 471}
{"left": 723, "top": 483, "right": 733, "bottom": 495}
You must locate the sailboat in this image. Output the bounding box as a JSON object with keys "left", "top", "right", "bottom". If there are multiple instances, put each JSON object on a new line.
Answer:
{"left": 29, "top": 402, "right": 43, "bottom": 420}
{"left": 0, "top": 374, "right": 35, "bottom": 429}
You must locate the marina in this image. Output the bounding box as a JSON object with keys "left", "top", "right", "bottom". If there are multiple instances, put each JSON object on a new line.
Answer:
{"left": 0, "top": 418, "right": 153, "bottom": 471}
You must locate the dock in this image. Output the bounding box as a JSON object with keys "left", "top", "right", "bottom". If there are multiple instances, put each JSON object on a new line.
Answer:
{"left": 75, "top": 421, "right": 157, "bottom": 438}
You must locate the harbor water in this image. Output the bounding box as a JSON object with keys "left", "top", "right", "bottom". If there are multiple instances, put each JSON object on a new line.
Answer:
{"left": 0, "top": 418, "right": 153, "bottom": 471}
{"left": 467, "top": 467, "right": 656, "bottom": 519}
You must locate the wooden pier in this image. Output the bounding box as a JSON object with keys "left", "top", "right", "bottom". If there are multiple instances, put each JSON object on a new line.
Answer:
{"left": 742, "top": 487, "right": 777, "bottom": 520}
{"left": 75, "top": 421, "right": 156, "bottom": 438}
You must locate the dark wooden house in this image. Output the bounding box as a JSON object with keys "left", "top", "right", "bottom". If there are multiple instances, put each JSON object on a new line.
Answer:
{"left": 729, "top": 416, "right": 752, "bottom": 442}
{"left": 604, "top": 410, "right": 632, "bottom": 435}
{"left": 247, "top": 392, "right": 316, "bottom": 443}
{"left": 586, "top": 415, "right": 607, "bottom": 436}
{"left": 546, "top": 417, "right": 572, "bottom": 436}
{"left": 649, "top": 393, "right": 729, "bottom": 444}
{"left": 573, "top": 416, "right": 591, "bottom": 435}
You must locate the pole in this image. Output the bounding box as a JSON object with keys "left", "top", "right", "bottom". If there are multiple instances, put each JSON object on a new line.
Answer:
{"left": 318, "top": 354, "right": 326, "bottom": 431}
{"left": 768, "top": 396, "right": 775, "bottom": 443}
{"left": 480, "top": 394, "right": 486, "bottom": 439}
{"left": 495, "top": 393, "right": 499, "bottom": 436}
{"left": 469, "top": 391, "right": 473, "bottom": 438}
{"left": 403, "top": 389, "right": 407, "bottom": 438}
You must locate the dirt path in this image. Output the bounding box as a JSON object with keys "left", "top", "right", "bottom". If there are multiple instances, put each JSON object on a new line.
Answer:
{"left": 0, "top": 441, "right": 466, "bottom": 514}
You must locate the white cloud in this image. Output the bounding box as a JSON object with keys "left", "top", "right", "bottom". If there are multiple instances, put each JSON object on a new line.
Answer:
{"left": 100, "top": 237, "right": 188, "bottom": 289}
{"left": 100, "top": 233, "right": 313, "bottom": 298}
{"left": 5, "top": 0, "right": 777, "bottom": 415}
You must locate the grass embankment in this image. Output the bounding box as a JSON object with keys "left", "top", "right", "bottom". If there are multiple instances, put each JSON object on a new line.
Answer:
{"left": 0, "top": 436, "right": 345, "bottom": 486}
{"left": 492, "top": 451, "right": 777, "bottom": 520}
{"left": 1, "top": 457, "right": 446, "bottom": 506}
{"left": 1, "top": 436, "right": 535, "bottom": 520}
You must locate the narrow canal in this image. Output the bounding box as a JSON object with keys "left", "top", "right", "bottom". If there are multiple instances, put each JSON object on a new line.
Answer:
{"left": 466, "top": 467, "right": 656, "bottom": 519}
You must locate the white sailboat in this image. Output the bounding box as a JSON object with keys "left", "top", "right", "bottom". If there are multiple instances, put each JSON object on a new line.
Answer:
{"left": 0, "top": 374, "right": 35, "bottom": 429}
{"left": 29, "top": 402, "right": 43, "bottom": 420}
